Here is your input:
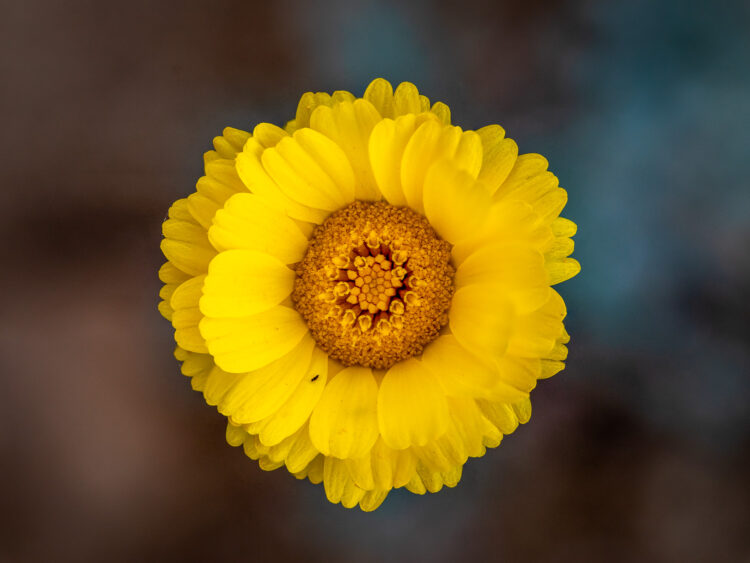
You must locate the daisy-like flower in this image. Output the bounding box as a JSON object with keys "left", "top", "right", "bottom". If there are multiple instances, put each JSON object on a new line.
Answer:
{"left": 159, "top": 78, "right": 580, "bottom": 511}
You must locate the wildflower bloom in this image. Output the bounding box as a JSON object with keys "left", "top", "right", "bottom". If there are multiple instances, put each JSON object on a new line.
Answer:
{"left": 159, "top": 78, "right": 580, "bottom": 511}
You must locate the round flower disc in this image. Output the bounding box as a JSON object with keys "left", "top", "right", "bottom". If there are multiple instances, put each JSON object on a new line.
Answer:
{"left": 292, "top": 201, "right": 454, "bottom": 369}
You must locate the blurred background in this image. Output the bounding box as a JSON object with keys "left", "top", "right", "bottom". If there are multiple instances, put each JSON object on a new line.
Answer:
{"left": 2, "top": 0, "right": 749, "bottom": 561}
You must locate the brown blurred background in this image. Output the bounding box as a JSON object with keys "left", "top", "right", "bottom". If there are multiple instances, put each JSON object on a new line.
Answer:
{"left": 2, "top": 0, "right": 749, "bottom": 561}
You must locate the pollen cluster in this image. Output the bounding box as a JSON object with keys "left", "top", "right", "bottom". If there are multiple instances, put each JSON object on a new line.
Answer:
{"left": 292, "top": 201, "right": 454, "bottom": 369}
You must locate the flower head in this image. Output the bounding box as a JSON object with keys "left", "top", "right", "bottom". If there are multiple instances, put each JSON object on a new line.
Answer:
{"left": 159, "top": 78, "right": 580, "bottom": 511}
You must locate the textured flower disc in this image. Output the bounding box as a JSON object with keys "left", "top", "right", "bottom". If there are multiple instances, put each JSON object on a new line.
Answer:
{"left": 159, "top": 78, "right": 580, "bottom": 511}
{"left": 292, "top": 201, "right": 454, "bottom": 369}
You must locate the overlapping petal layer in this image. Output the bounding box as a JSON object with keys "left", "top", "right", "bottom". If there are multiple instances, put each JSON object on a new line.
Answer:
{"left": 159, "top": 78, "right": 579, "bottom": 511}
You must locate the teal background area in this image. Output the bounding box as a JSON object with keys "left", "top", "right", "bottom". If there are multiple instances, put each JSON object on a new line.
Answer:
{"left": 2, "top": 0, "right": 749, "bottom": 561}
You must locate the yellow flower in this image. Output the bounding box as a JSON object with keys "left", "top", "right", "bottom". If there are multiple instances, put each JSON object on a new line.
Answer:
{"left": 159, "top": 78, "right": 580, "bottom": 511}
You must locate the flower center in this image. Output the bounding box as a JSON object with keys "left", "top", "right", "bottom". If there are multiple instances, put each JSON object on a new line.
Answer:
{"left": 292, "top": 201, "right": 454, "bottom": 369}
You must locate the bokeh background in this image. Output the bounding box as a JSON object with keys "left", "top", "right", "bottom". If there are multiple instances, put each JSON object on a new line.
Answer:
{"left": 2, "top": 0, "right": 749, "bottom": 561}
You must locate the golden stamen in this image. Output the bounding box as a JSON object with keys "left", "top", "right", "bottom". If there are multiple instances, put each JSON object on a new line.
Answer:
{"left": 292, "top": 201, "right": 454, "bottom": 369}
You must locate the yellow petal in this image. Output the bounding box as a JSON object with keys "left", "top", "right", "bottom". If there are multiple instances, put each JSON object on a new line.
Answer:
{"left": 442, "top": 465, "right": 463, "bottom": 488}
{"left": 448, "top": 397, "right": 501, "bottom": 458}
{"left": 199, "top": 249, "right": 295, "bottom": 318}
{"left": 171, "top": 307, "right": 206, "bottom": 352}
{"left": 225, "top": 421, "right": 247, "bottom": 447}
{"left": 159, "top": 279, "right": 181, "bottom": 301}
{"left": 377, "top": 359, "right": 449, "bottom": 449}
{"left": 346, "top": 454, "right": 375, "bottom": 490}
{"left": 189, "top": 154, "right": 249, "bottom": 230}
{"left": 264, "top": 429, "right": 303, "bottom": 464}
{"left": 190, "top": 368, "right": 210, "bottom": 391}
{"left": 186, "top": 193, "right": 221, "bottom": 232}
{"left": 370, "top": 437, "right": 417, "bottom": 490}
{"left": 218, "top": 334, "right": 315, "bottom": 422}
{"left": 293, "top": 91, "right": 335, "bottom": 131}
{"left": 235, "top": 139, "right": 328, "bottom": 224}
{"left": 159, "top": 281, "right": 177, "bottom": 304}
{"left": 393, "top": 82, "right": 423, "bottom": 116}
{"left": 292, "top": 128, "right": 358, "bottom": 202}
{"left": 405, "top": 473, "right": 426, "bottom": 495}
{"left": 166, "top": 197, "right": 194, "bottom": 221}
{"left": 512, "top": 397, "right": 532, "bottom": 424}
{"left": 322, "top": 458, "right": 369, "bottom": 507}
{"left": 507, "top": 289, "right": 566, "bottom": 357}
{"left": 495, "top": 355, "right": 540, "bottom": 394}
{"left": 262, "top": 439, "right": 302, "bottom": 464}
{"left": 483, "top": 432, "right": 502, "bottom": 449}
{"left": 258, "top": 456, "right": 285, "bottom": 472}
{"left": 551, "top": 217, "right": 577, "bottom": 237}
{"left": 251, "top": 122, "right": 286, "bottom": 148}
{"left": 242, "top": 417, "right": 266, "bottom": 435}
{"left": 544, "top": 236, "right": 575, "bottom": 261}
{"left": 309, "top": 366, "right": 380, "bottom": 459}
{"left": 203, "top": 149, "right": 220, "bottom": 165}
{"left": 414, "top": 426, "right": 466, "bottom": 473}
{"left": 200, "top": 305, "right": 308, "bottom": 373}
{"left": 212, "top": 131, "right": 245, "bottom": 158}
{"left": 359, "top": 489, "right": 389, "bottom": 512}
{"left": 454, "top": 243, "right": 550, "bottom": 314}
{"left": 310, "top": 99, "right": 382, "bottom": 201}
{"left": 160, "top": 236, "right": 215, "bottom": 278}
{"left": 369, "top": 114, "right": 420, "bottom": 206}
{"left": 369, "top": 438, "right": 394, "bottom": 490}
{"left": 430, "top": 101, "right": 451, "bottom": 124}
{"left": 159, "top": 261, "right": 190, "bottom": 285}
{"left": 170, "top": 275, "right": 208, "bottom": 353}
{"left": 477, "top": 399, "right": 520, "bottom": 434}
{"left": 547, "top": 341, "right": 569, "bottom": 361}
{"left": 242, "top": 435, "right": 262, "bottom": 460}
{"left": 323, "top": 456, "right": 351, "bottom": 503}
{"left": 422, "top": 159, "right": 492, "bottom": 244}
{"left": 476, "top": 125, "right": 518, "bottom": 194}
{"left": 223, "top": 126, "right": 251, "bottom": 151}
{"left": 415, "top": 463, "right": 445, "bottom": 493}
{"left": 421, "top": 335, "right": 528, "bottom": 402}
{"left": 416, "top": 398, "right": 502, "bottom": 472}
{"left": 419, "top": 94, "right": 431, "bottom": 112}
{"left": 547, "top": 257, "right": 581, "bottom": 285}
{"left": 176, "top": 349, "right": 213, "bottom": 395}
{"left": 518, "top": 181, "right": 567, "bottom": 223}
{"left": 363, "top": 77, "right": 395, "bottom": 118}
{"left": 208, "top": 192, "right": 309, "bottom": 264}
{"left": 401, "top": 121, "right": 482, "bottom": 213}
{"left": 284, "top": 425, "right": 320, "bottom": 473}
{"left": 214, "top": 137, "right": 239, "bottom": 159}
{"left": 189, "top": 167, "right": 244, "bottom": 230}
{"left": 451, "top": 200, "right": 553, "bottom": 266}
{"left": 305, "top": 455, "right": 325, "bottom": 484}
{"left": 495, "top": 154, "right": 568, "bottom": 222}
{"left": 401, "top": 120, "right": 455, "bottom": 210}
{"left": 559, "top": 325, "right": 571, "bottom": 344}
{"left": 158, "top": 298, "right": 174, "bottom": 321}
{"left": 455, "top": 131, "right": 483, "bottom": 178}
{"left": 195, "top": 167, "right": 242, "bottom": 204}
{"left": 449, "top": 285, "right": 514, "bottom": 361}
{"left": 331, "top": 90, "right": 355, "bottom": 104}
{"left": 540, "top": 359, "right": 565, "bottom": 379}
{"left": 161, "top": 200, "right": 216, "bottom": 276}
{"left": 258, "top": 347, "right": 328, "bottom": 446}
{"left": 340, "top": 482, "right": 367, "bottom": 509}
{"left": 261, "top": 129, "right": 355, "bottom": 211}
{"left": 205, "top": 158, "right": 247, "bottom": 192}
{"left": 203, "top": 364, "right": 244, "bottom": 406}
{"left": 495, "top": 153, "right": 550, "bottom": 200}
